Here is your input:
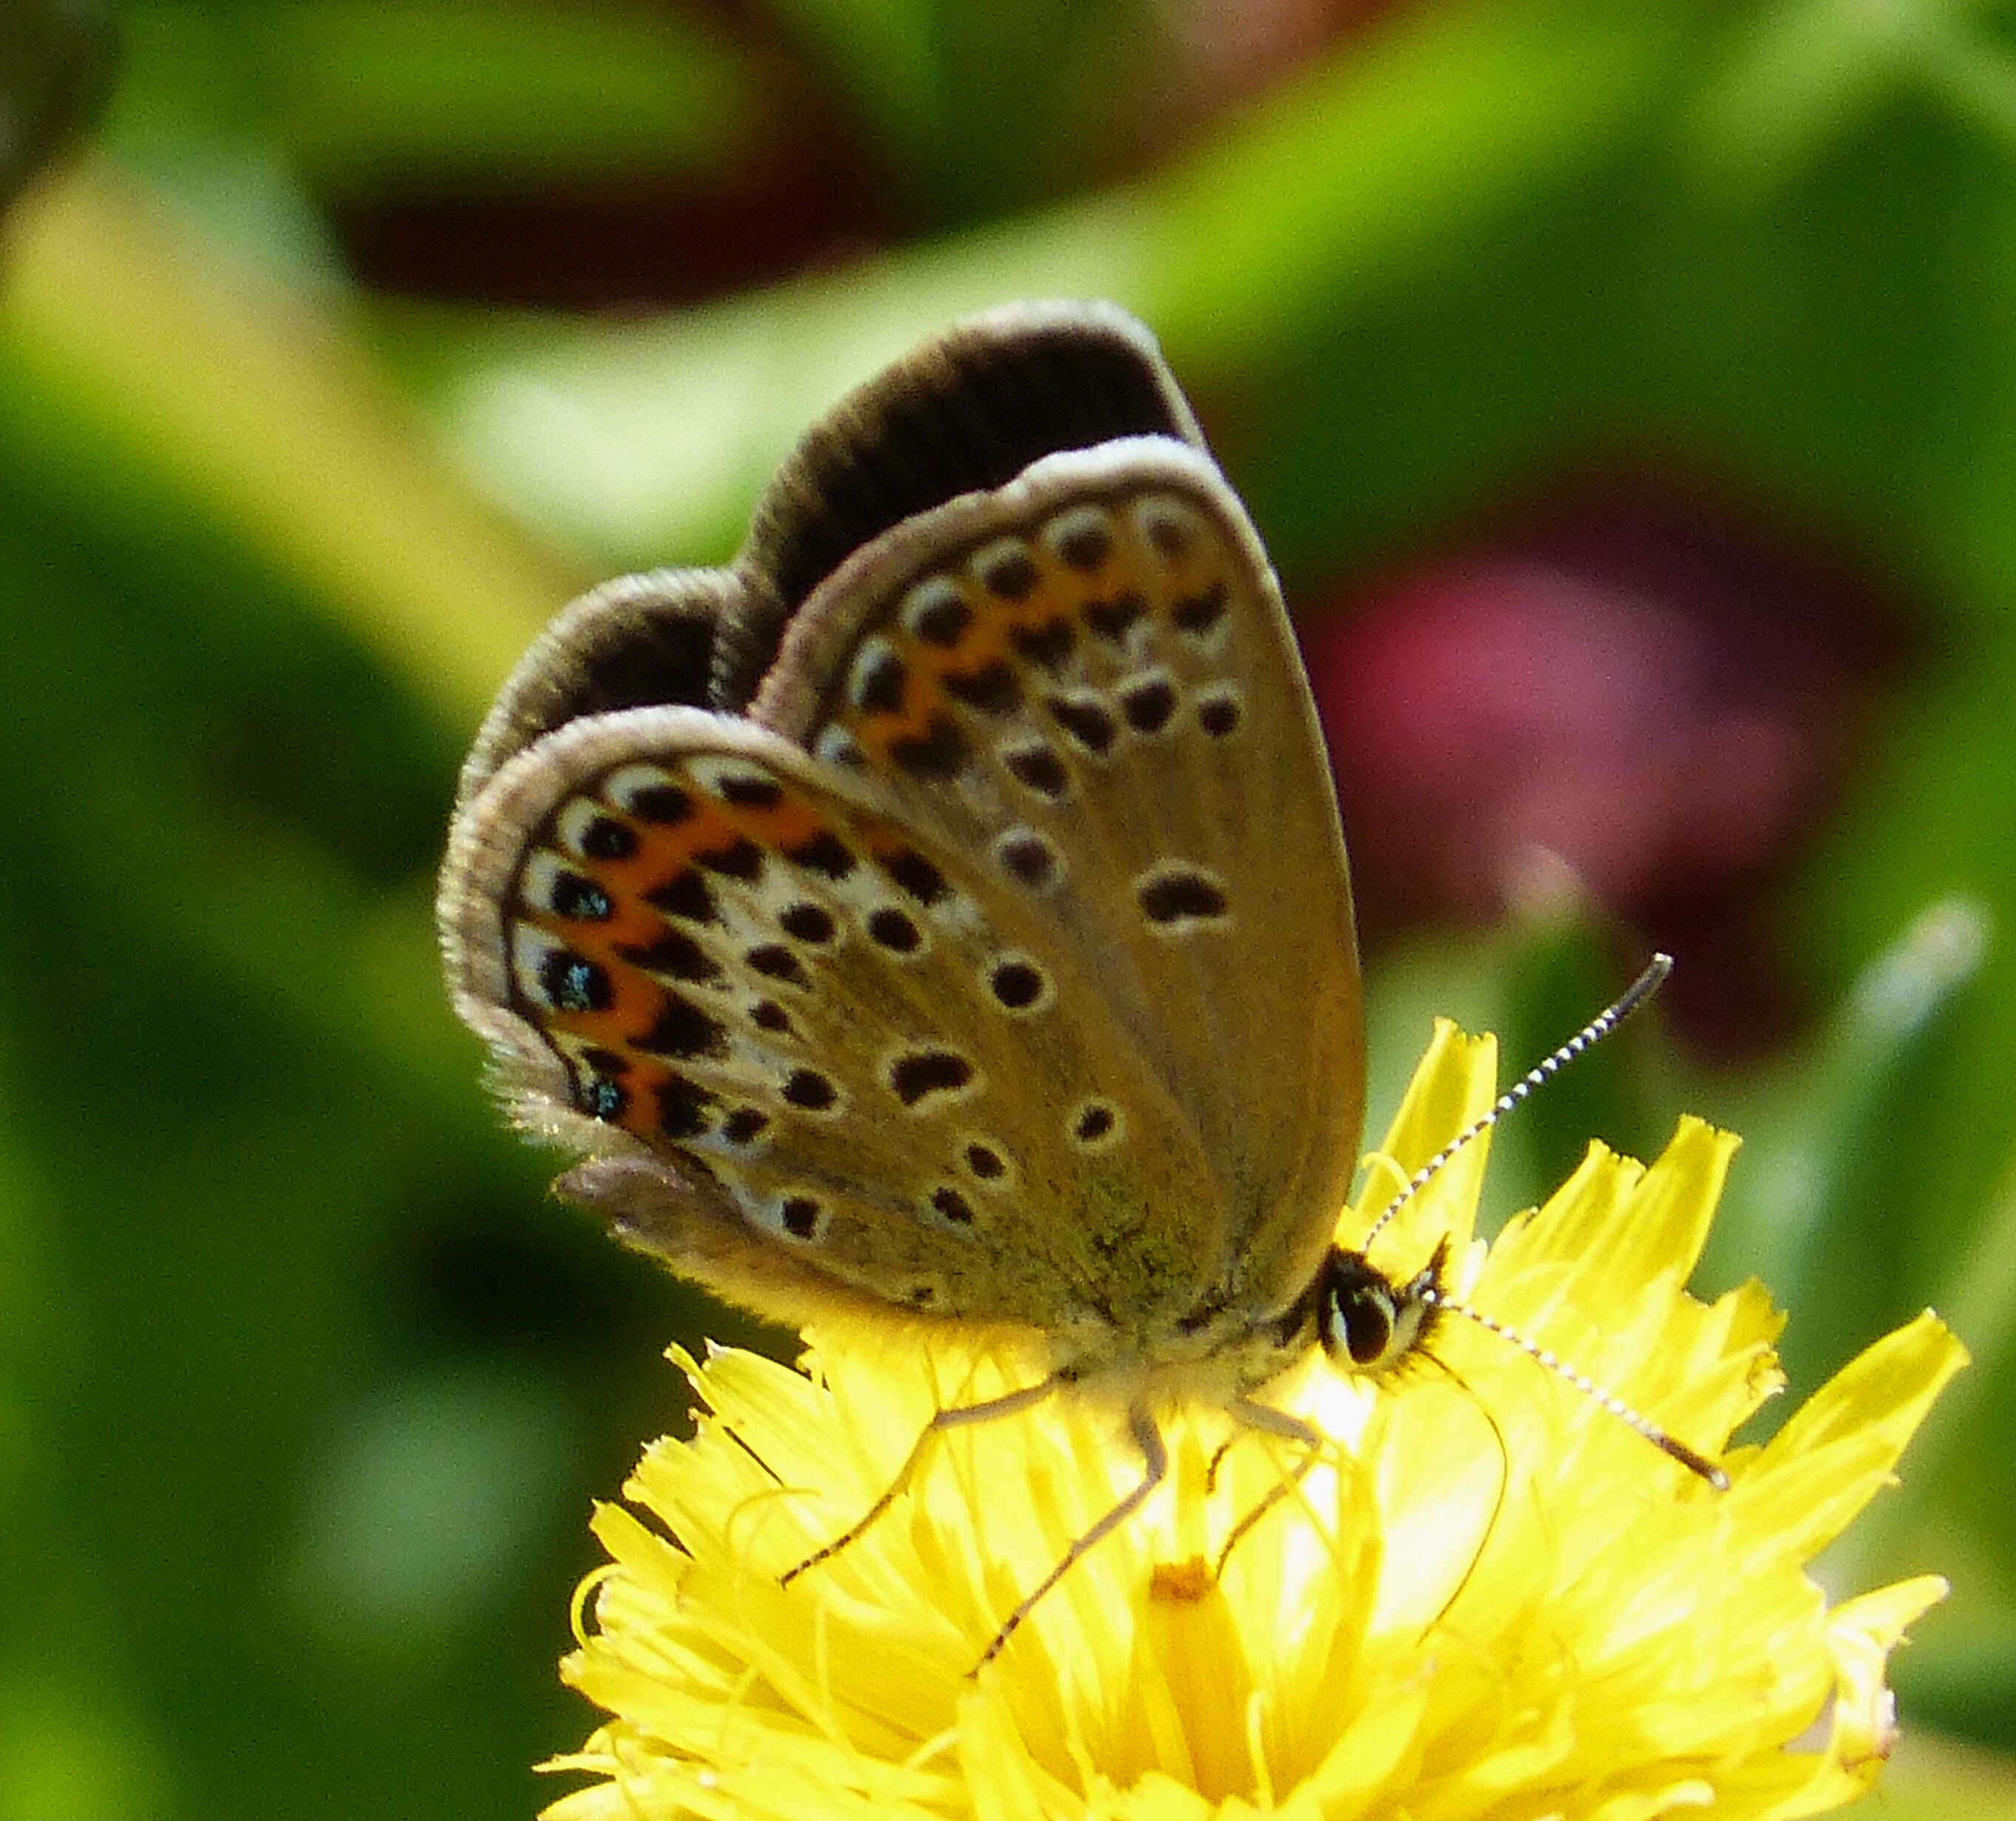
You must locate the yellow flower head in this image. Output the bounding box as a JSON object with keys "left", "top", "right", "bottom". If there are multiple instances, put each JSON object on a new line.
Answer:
{"left": 544, "top": 1022, "right": 1964, "bottom": 1821}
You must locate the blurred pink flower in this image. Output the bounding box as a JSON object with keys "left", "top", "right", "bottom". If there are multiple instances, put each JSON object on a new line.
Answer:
{"left": 1306, "top": 482, "right": 1895, "bottom": 1045}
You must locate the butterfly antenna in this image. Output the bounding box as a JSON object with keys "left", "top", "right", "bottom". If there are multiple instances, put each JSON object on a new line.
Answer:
{"left": 1420, "top": 1287, "right": 1729, "bottom": 1489}
{"left": 1358, "top": 952, "right": 1726, "bottom": 1491}
{"left": 1358, "top": 952, "right": 1673, "bottom": 1254}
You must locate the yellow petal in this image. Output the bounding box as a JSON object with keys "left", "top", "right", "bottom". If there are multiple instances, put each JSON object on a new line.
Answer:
{"left": 1732, "top": 1313, "right": 1968, "bottom": 1559}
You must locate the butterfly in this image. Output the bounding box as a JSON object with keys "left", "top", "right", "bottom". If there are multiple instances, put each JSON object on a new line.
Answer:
{"left": 437, "top": 301, "right": 1716, "bottom": 1658}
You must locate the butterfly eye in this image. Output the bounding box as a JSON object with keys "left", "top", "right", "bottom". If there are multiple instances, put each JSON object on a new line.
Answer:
{"left": 1333, "top": 1292, "right": 1394, "bottom": 1368}
{"left": 1318, "top": 1250, "right": 1428, "bottom": 1372}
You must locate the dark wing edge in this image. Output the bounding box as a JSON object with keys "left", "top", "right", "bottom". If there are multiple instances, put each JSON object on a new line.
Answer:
{"left": 454, "top": 568, "right": 749, "bottom": 811}
{"left": 718, "top": 299, "right": 1206, "bottom": 705}
{"left": 456, "top": 305, "right": 1196, "bottom": 806}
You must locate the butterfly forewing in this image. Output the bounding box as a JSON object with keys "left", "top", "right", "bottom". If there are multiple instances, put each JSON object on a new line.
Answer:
{"left": 752, "top": 443, "right": 1363, "bottom": 1317}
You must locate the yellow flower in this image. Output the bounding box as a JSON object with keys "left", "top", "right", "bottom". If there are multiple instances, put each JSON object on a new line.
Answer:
{"left": 542, "top": 1021, "right": 1964, "bottom": 1821}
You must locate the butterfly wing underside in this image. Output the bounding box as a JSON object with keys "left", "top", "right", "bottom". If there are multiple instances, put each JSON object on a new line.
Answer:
{"left": 438, "top": 303, "right": 1363, "bottom": 1364}
{"left": 751, "top": 441, "right": 1363, "bottom": 1322}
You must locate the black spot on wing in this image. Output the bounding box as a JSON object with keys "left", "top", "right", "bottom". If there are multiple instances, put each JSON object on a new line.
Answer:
{"left": 1055, "top": 517, "right": 1113, "bottom": 571}
{"left": 782, "top": 1068, "right": 840, "bottom": 1111}
{"left": 539, "top": 948, "right": 610, "bottom": 1013}
{"left": 1086, "top": 592, "right": 1147, "bottom": 644}
{"left": 964, "top": 1141, "right": 1007, "bottom": 1180}
{"left": 695, "top": 837, "right": 764, "bottom": 882}
{"left": 867, "top": 908, "right": 922, "bottom": 953}
{"left": 1197, "top": 687, "right": 1242, "bottom": 737}
{"left": 883, "top": 848, "right": 950, "bottom": 905}
{"left": 1142, "top": 509, "right": 1191, "bottom": 560}
{"left": 636, "top": 995, "right": 729, "bottom": 1061}
{"left": 1072, "top": 1100, "right": 1117, "bottom": 1145}
{"left": 908, "top": 589, "right": 972, "bottom": 647}
{"left": 785, "top": 828, "right": 858, "bottom": 879}
{"left": 851, "top": 646, "right": 907, "bottom": 715}
{"left": 1010, "top": 617, "right": 1076, "bottom": 671}
{"left": 780, "top": 1195, "right": 823, "bottom": 1239}
{"left": 1137, "top": 865, "right": 1230, "bottom": 927}
{"left": 718, "top": 772, "right": 783, "bottom": 809}
{"left": 977, "top": 545, "right": 1039, "bottom": 600}
{"left": 1047, "top": 692, "right": 1117, "bottom": 756}
{"left": 888, "top": 1048, "right": 974, "bottom": 1107}
{"left": 746, "top": 944, "right": 810, "bottom": 986}
{"left": 627, "top": 783, "right": 694, "bottom": 825}
{"left": 646, "top": 868, "right": 718, "bottom": 925}
{"left": 1172, "top": 580, "right": 1230, "bottom": 638}
{"left": 620, "top": 929, "right": 723, "bottom": 984}
{"left": 657, "top": 1075, "right": 715, "bottom": 1139}
{"left": 888, "top": 713, "right": 968, "bottom": 779}
{"left": 548, "top": 871, "right": 613, "bottom": 921}
{"left": 1119, "top": 674, "right": 1176, "bottom": 735}
{"left": 942, "top": 660, "right": 1021, "bottom": 715}
{"left": 928, "top": 1185, "right": 976, "bottom": 1225}
{"left": 580, "top": 815, "right": 638, "bottom": 860}
{"left": 778, "top": 902, "right": 837, "bottom": 944}
{"left": 997, "top": 831, "right": 1060, "bottom": 891}
{"left": 1003, "top": 743, "right": 1069, "bottom": 800}
{"left": 576, "top": 1062, "right": 627, "bottom": 1122}
{"left": 987, "top": 958, "right": 1046, "bottom": 1010}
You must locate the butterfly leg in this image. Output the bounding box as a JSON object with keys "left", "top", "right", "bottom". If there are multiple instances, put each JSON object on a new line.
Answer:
{"left": 781, "top": 1376, "right": 1061, "bottom": 1590}
{"left": 1213, "top": 1397, "right": 1327, "bottom": 1577}
{"left": 975, "top": 1402, "right": 1168, "bottom": 1669}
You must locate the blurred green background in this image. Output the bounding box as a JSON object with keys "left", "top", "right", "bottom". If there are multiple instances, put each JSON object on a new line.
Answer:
{"left": 4, "top": 1, "right": 2016, "bottom": 1816}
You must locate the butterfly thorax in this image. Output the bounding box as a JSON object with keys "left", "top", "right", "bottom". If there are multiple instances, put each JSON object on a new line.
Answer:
{"left": 1034, "top": 1235, "right": 1333, "bottom": 1390}
{"left": 1040, "top": 1236, "right": 1449, "bottom": 1410}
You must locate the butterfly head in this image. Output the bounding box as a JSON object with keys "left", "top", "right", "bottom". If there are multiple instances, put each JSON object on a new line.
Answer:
{"left": 1314, "top": 1238, "right": 1451, "bottom": 1377}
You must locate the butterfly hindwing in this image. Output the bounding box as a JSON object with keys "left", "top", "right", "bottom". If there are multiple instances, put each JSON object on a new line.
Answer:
{"left": 443, "top": 704, "right": 1234, "bottom": 1350}
{"left": 452, "top": 568, "right": 744, "bottom": 811}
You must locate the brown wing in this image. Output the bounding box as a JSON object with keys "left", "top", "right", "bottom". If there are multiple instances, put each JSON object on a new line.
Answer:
{"left": 750, "top": 443, "right": 1363, "bottom": 1319}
